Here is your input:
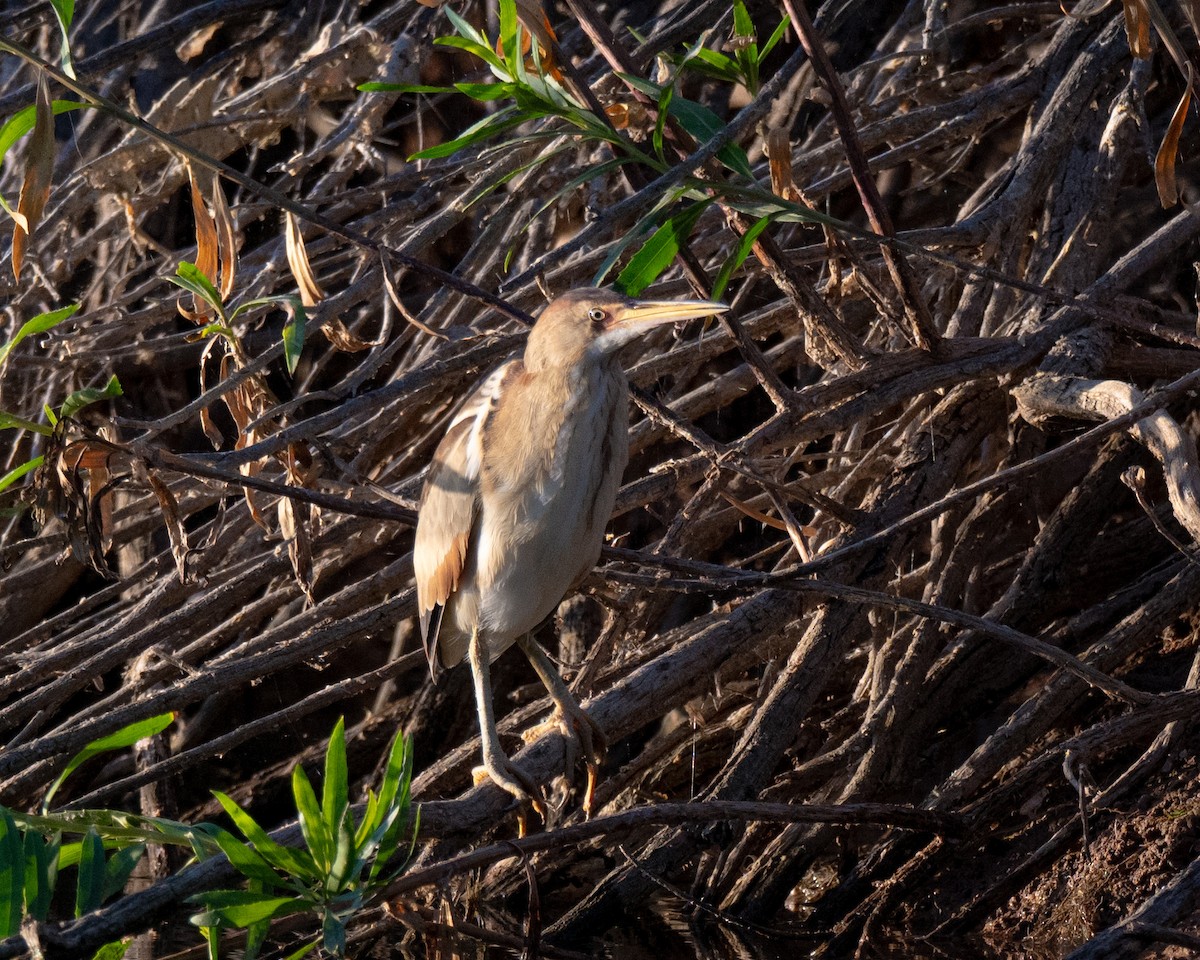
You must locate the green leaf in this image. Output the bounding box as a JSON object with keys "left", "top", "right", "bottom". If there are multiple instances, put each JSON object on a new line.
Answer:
{"left": 321, "top": 719, "right": 348, "bottom": 834}
{"left": 283, "top": 940, "right": 320, "bottom": 960}
{"left": 208, "top": 826, "right": 284, "bottom": 886}
{"left": 454, "top": 81, "right": 518, "bottom": 101}
{"left": 102, "top": 844, "right": 144, "bottom": 902}
{"left": 356, "top": 82, "right": 454, "bottom": 93}
{"left": 682, "top": 48, "right": 741, "bottom": 85}
{"left": 616, "top": 201, "right": 710, "bottom": 295}
{"left": 408, "top": 106, "right": 525, "bottom": 160}
{"left": 325, "top": 807, "right": 355, "bottom": 893}
{"left": 0, "top": 455, "right": 44, "bottom": 496}
{"left": 0, "top": 102, "right": 90, "bottom": 178}
{"left": 43, "top": 713, "right": 174, "bottom": 812}
{"left": 48, "top": 0, "right": 75, "bottom": 77}
{"left": 75, "top": 827, "right": 106, "bottom": 916}
{"left": 58, "top": 374, "right": 122, "bottom": 421}
{"left": 0, "top": 303, "right": 80, "bottom": 371}
{"left": 167, "top": 262, "right": 225, "bottom": 318}
{"left": 434, "top": 35, "right": 508, "bottom": 77}
{"left": 669, "top": 99, "right": 755, "bottom": 179}
{"left": 23, "top": 829, "right": 54, "bottom": 921}
{"left": 0, "top": 809, "right": 24, "bottom": 938}
{"left": 498, "top": 0, "right": 519, "bottom": 76}
{"left": 760, "top": 15, "right": 791, "bottom": 61}
{"left": 281, "top": 301, "right": 306, "bottom": 376}
{"left": 732, "top": 0, "right": 754, "bottom": 39}
{"left": 292, "top": 765, "right": 330, "bottom": 873}
{"left": 322, "top": 909, "right": 346, "bottom": 958}
{"left": 190, "top": 890, "right": 307, "bottom": 928}
{"left": 88, "top": 941, "right": 131, "bottom": 960}
{"left": 712, "top": 215, "right": 774, "bottom": 299}
{"left": 212, "top": 792, "right": 315, "bottom": 879}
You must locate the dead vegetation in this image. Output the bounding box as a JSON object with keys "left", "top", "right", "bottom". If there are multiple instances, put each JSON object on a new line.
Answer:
{"left": 2, "top": 0, "right": 1200, "bottom": 957}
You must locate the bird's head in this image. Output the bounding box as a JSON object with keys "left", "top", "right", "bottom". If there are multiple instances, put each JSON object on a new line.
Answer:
{"left": 524, "top": 287, "right": 729, "bottom": 372}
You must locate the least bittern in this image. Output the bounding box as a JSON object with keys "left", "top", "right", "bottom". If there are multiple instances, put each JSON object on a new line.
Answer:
{"left": 414, "top": 287, "right": 728, "bottom": 826}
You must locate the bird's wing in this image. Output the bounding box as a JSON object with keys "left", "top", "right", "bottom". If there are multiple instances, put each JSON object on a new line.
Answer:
{"left": 414, "top": 360, "right": 516, "bottom": 675}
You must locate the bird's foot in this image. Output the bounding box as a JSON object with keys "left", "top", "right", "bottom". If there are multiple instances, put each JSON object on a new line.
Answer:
{"left": 471, "top": 757, "right": 546, "bottom": 837}
{"left": 522, "top": 704, "right": 607, "bottom": 818}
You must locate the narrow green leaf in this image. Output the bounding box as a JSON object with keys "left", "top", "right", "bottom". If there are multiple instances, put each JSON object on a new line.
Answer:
{"left": 0, "top": 412, "right": 52, "bottom": 435}
{"left": 208, "top": 826, "right": 284, "bottom": 886}
{"left": 281, "top": 300, "right": 306, "bottom": 376}
{"left": 712, "top": 215, "right": 774, "bottom": 299}
{"left": 0, "top": 810, "right": 24, "bottom": 938}
{"left": 325, "top": 807, "right": 355, "bottom": 893}
{"left": 356, "top": 82, "right": 453, "bottom": 93}
{"left": 434, "top": 34, "right": 508, "bottom": 76}
{"left": 0, "top": 101, "right": 89, "bottom": 177}
{"left": 48, "top": 0, "right": 75, "bottom": 77}
{"left": 616, "top": 201, "right": 710, "bottom": 295}
{"left": 454, "top": 82, "right": 518, "bottom": 101}
{"left": 43, "top": 714, "right": 174, "bottom": 812}
{"left": 0, "top": 456, "right": 44, "bottom": 496}
{"left": 760, "top": 15, "right": 791, "bottom": 60}
{"left": 0, "top": 303, "right": 80, "bottom": 370}
{"left": 23, "top": 829, "right": 53, "bottom": 920}
{"left": 212, "top": 792, "right": 315, "bottom": 878}
{"left": 669, "top": 99, "right": 755, "bottom": 179}
{"left": 75, "top": 827, "right": 106, "bottom": 916}
{"left": 499, "top": 0, "right": 519, "bottom": 75}
{"left": 101, "top": 844, "right": 143, "bottom": 902}
{"left": 169, "top": 262, "right": 224, "bottom": 316}
{"left": 243, "top": 879, "right": 272, "bottom": 960}
{"left": 190, "top": 890, "right": 306, "bottom": 928}
{"left": 408, "top": 107, "right": 524, "bottom": 160}
{"left": 59, "top": 374, "right": 122, "bottom": 421}
{"left": 321, "top": 719, "right": 348, "bottom": 833}
{"left": 283, "top": 940, "right": 320, "bottom": 960}
{"left": 292, "top": 766, "right": 330, "bottom": 873}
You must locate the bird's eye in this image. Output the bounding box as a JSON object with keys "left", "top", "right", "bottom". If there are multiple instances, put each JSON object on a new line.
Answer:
{"left": 588, "top": 307, "right": 606, "bottom": 324}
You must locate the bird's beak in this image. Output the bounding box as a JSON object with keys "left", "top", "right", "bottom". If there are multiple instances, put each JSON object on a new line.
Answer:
{"left": 599, "top": 298, "right": 729, "bottom": 349}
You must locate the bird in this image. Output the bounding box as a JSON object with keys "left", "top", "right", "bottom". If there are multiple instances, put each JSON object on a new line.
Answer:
{"left": 414, "top": 287, "right": 728, "bottom": 827}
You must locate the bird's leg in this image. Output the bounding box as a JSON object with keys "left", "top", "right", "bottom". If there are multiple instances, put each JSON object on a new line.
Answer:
{"left": 517, "top": 635, "right": 607, "bottom": 817}
{"left": 468, "top": 626, "right": 545, "bottom": 834}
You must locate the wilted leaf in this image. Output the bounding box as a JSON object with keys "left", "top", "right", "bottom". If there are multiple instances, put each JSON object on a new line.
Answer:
{"left": 148, "top": 471, "right": 190, "bottom": 582}
{"left": 1156, "top": 71, "right": 1192, "bottom": 208}
{"left": 181, "top": 164, "right": 220, "bottom": 321}
{"left": 766, "top": 126, "right": 799, "bottom": 201}
{"left": 212, "top": 179, "right": 238, "bottom": 300}
{"left": 285, "top": 212, "right": 325, "bottom": 307}
{"left": 1121, "top": 0, "right": 1152, "bottom": 57}
{"left": 12, "top": 74, "right": 56, "bottom": 280}
{"left": 177, "top": 21, "right": 223, "bottom": 62}
{"left": 321, "top": 318, "right": 375, "bottom": 352}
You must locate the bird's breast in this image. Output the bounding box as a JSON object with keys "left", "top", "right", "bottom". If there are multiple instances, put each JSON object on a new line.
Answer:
{"left": 471, "top": 363, "right": 628, "bottom": 653}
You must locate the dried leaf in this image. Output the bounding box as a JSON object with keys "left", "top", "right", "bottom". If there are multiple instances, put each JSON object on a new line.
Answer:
{"left": 1156, "top": 71, "right": 1192, "bottom": 208}
{"left": 766, "top": 125, "right": 799, "bottom": 202}
{"left": 285, "top": 211, "right": 325, "bottom": 307}
{"left": 321, "top": 318, "right": 375, "bottom": 352}
{"left": 212, "top": 179, "right": 238, "bottom": 300}
{"left": 278, "top": 444, "right": 317, "bottom": 603}
{"left": 1121, "top": 0, "right": 1152, "bottom": 58}
{"left": 719, "top": 490, "right": 819, "bottom": 537}
{"left": 147, "top": 471, "right": 190, "bottom": 582}
{"left": 181, "top": 164, "right": 220, "bottom": 322}
{"left": 12, "top": 74, "right": 55, "bottom": 279}
{"left": 177, "top": 21, "right": 223, "bottom": 62}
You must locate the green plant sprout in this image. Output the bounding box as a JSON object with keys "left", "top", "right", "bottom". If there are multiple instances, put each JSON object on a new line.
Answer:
{"left": 358, "top": 0, "right": 825, "bottom": 298}
{"left": 165, "top": 262, "right": 308, "bottom": 376}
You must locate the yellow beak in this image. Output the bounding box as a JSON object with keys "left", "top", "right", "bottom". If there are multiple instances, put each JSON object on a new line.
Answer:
{"left": 600, "top": 297, "right": 729, "bottom": 349}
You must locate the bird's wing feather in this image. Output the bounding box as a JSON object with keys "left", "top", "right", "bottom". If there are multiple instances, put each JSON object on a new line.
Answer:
{"left": 414, "top": 361, "right": 516, "bottom": 675}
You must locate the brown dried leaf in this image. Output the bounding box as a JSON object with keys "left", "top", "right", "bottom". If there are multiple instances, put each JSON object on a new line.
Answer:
{"left": 147, "top": 471, "right": 190, "bottom": 583}
{"left": 321, "top": 317, "right": 375, "bottom": 352}
{"left": 1156, "top": 72, "right": 1192, "bottom": 208}
{"left": 766, "top": 125, "right": 799, "bottom": 202}
{"left": 278, "top": 444, "right": 317, "bottom": 603}
{"left": 180, "top": 163, "right": 220, "bottom": 322}
{"left": 285, "top": 211, "right": 325, "bottom": 307}
{"left": 719, "top": 490, "right": 819, "bottom": 537}
{"left": 12, "top": 74, "right": 55, "bottom": 280}
{"left": 212, "top": 179, "right": 238, "bottom": 300}
{"left": 177, "top": 21, "right": 223, "bottom": 62}
{"left": 1121, "top": 0, "right": 1152, "bottom": 58}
